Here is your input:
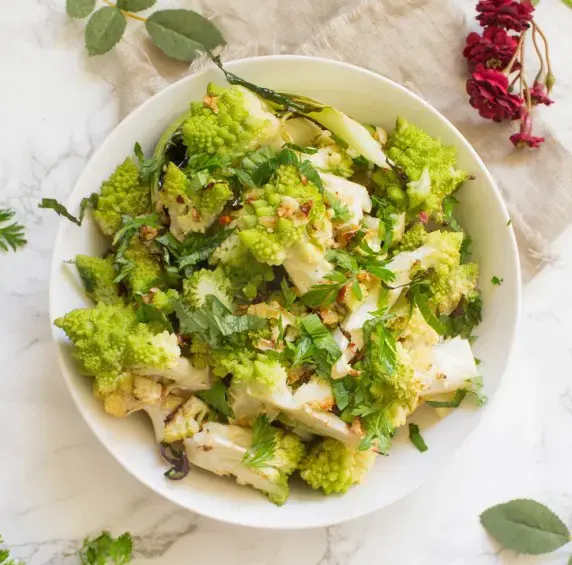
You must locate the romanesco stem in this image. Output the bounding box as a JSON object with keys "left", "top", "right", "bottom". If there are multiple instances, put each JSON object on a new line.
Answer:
{"left": 102, "top": 0, "right": 148, "bottom": 22}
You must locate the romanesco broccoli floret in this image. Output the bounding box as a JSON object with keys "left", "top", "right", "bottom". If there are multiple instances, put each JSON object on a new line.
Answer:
{"left": 163, "top": 396, "right": 210, "bottom": 443}
{"left": 102, "top": 374, "right": 163, "bottom": 418}
{"left": 159, "top": 162, "right": 233, "bottom": 240}
{"left": 211, "top": 347, "right": 256, "bottom": 380}
{"left": 75, "top": 254, "right": 121, "bottom": 305}
{"left": 55, "top": 302, "right": 208, "bottom": 398}
{"left": 373, "top": 118, "right": 469, "bottom": 219}
{"left": 93, "top": 158, "right": 150, "bottom": 236}
{"left": 428, "top": 261, "right": 479, "bottom": 315}
{"left": 299, "top": 438, "right": 376, "bottom": 494}
{"left": 209, "top": 233, "right": 275, "bottom": 299}
{"left": 183, "top": 267, "right": 233, "bottom": 310}
{"left": 189, "top": 336, "right": 213, "bottom": 370}
{"left": 273, "top": 430, "right": 307, "bottom": 475}
{"left": 181, "top": 83, "right": 280, "bottom": 156}
{"left": 123, "top": 236, "right": 163, "bottom": 294}
{"left": 149, "top": 288, "right": 180, "bottom": 314}
{"left": 394, "top": 223, "right": 428, "bottom": 253}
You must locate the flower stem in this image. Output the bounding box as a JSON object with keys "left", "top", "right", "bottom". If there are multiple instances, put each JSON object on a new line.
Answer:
{"left": 533, "top": 21, "right": 554, "bottom": 91}
{"left": 502, "top": 30, "right": 527, "bottom": 76}
{"left": 102, "top": 0, "right": 147, "bottom": 22}
{"left": 531, "top": 25, "right": 545, "bottom": 82}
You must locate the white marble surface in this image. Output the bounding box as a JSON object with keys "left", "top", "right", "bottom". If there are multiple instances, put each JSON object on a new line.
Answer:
{"left": 2, "top": 1, "right": 572, "bottom": 564}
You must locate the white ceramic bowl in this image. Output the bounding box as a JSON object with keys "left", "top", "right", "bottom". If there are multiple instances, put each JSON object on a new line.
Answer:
{"left": 50, "top": 56, "right": 521, "bottom": 529}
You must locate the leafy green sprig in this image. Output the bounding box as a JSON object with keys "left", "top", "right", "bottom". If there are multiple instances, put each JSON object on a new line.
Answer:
{"left": 66, "top": 0, "right": 225, "bottom": 61}
{"left": 242, "top": 415, "right": 276, "bottom": 468}
{"left": 0, "top": 209, "right": 26, "bottom": 252}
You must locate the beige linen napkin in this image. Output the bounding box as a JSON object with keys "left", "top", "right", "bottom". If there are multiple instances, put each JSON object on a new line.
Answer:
{"left": 110, "top": 0, "right": 572, "bottom": 280}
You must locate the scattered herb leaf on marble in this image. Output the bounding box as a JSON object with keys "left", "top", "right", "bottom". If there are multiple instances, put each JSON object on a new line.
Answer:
{"left": 85, "top": 7, "right": 127, "bottom": 56}
{"left": 480, "top": 499, "right": 571, "bottom": 555}
{"left": 78, "top": 531, "right": 133, "bottom": 565}
{"left": 1, "top": 534, "right": 24, "bottom": 565}
{"left": 39, "top": 194, "right": 99, "bottom": 226}
{"left": 491, "top": 276, "right": 503, "bottom": 286}
{"left": 145, "top": 9, "right": 226, "bottom": 62}
{"left": 408, "top": 423, "right": 428, "bottom": 452}
{"left": 0, "top": 209, "right": 26, "bottom": 252}
{"left": 66, "top": 0, "right": 96, "bottom": 19}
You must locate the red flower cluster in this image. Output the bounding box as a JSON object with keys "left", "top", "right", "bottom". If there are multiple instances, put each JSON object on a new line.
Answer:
{"left": 510, "top": 112, "right": 545, "bottom": 148}
{"left": 463, "top": 27, "right": 519, "bottom": 71}
{"left": 466, "top": 65, "right": 523, "bottom": 122}
{"left": 476, "top": 0, "right": 534, "bottom": 32}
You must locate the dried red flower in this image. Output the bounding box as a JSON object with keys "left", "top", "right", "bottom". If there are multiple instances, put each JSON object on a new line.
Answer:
{"left": 530, "top": 81, "right": 554, "bottom": 106}
{"left": 510, "top": 111, "right": 545, "bottom": 148}
{"left": 476, "top": 0, "right": 534, "bottom": 32}
{"left": 463, "top": 27, "right": 520, "bottom": 71}
{"left": 466, "top": 65, "right": 523, "bottom": 122}
{"left": 418, "top": 211, "right": 429, "bottom": 225}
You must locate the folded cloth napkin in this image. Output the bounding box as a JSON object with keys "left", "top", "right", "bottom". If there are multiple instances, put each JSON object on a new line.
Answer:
{"left": 109, "top": 0, "right": 572, "bottom": 280}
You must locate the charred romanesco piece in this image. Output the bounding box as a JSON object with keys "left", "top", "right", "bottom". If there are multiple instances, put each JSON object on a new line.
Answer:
{"left": 428, "top": 261, "right": 479, "bottom": 315}
{"left": 209, "top": 233, "right": 275, "bottom": 299}
{"left": 372, "top": 117, "right": 469, "bottom": 219}
{"left": 75, "top": 254, "right": 121, "bottom": 305}
{"left": 93, "top": 158, "right": 150, "bottom": 236}
{"left": 181, "top": 83, "right": 280, "bottom": 156}
{"left": 163, "top": 396, "right": 210, "bottom": 443}
{"left": 299, "top": 438, "right": 376, "bottom": 494}
{"left": 238, "top": 165, "right": 333, "bottom": 266}
{"left": 159, "top": 162, "right": 232, "bottom": 240}
{"left": 183, "top": 267, "right": 234, "bottom": 310}
{"left": 123, "top": 236, "right": 163, "bottom": 294}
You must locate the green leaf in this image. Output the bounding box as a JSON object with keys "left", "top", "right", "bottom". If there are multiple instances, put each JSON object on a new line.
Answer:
{"left": 480, "top": 499, "right": 571, "bottom": 555}
{"left": 440, "top": 292, "right": 483, "bottom": 339}
{"left": 283, "top": 143, "right": 318, "bottom": 155}
{"left": 301, "top": 280, "right": 344, "bottom": 308}
{"left": 146, "top": 9, "right": 225, "bottom": 63}
{"left": 286, "top": 335, "right": 316, "bottom": 367}
{"left": 332, "top": 380, "right": 350, "bottom": 410}
{"left": 0, "top": 208, "right": 26, "bottom": 252}
{"left": 117, "top": 0, "right": 156, "bottom": 12}
{"left": 301, "top": 314, "right": 342, "bottom": 361}
{"left": 174, "top": 295, "right": 267, "bottom": 348}
{"left": 85, "top": 7, "right": 127, "bottom": 56}
{"left": 297, "top": 160, "right": 323, "bottom": 191}
{"left": 326, "top": 249, "right": 359, "bottom": 274}
{"left": 38, "top": 194, "right": 98, "bottom": 226}
{"left": 134, "top": 142, "right": 162, "bottom": 184}
{"left": 411, "top": 284, "right": 447, "bottom": 335}
{"left": 177, "top": 229, "right": 234, "bottom": 272}
{"left": 280, "top": 278, "right": 297, "bottom": 308}
{"left": 408, "top": 423, "right": 428, "bottom": 453}
{"left": 197, "top": 380, "right": 232, "bottom": 417}
{"left": 67, "top": 0, "right": 96, "bottom": 18}
{"left": 324, "top": 190, "right": 351, "bottom": 223}
{"left": 425, "top": 389, "right": 467, "bottom": 408}
{"left": 491, "top": 275, "right": 504, "bottom": 286}
{"left": 243, "top": 415, "right": 276, "bottom": 468}
{"left": 78, "top": 531, "right": 133, "bottom": 565}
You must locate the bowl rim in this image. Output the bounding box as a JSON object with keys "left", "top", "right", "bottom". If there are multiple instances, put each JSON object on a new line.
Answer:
{"left": 49, "top": 54, "right": 522, "bottom": 529}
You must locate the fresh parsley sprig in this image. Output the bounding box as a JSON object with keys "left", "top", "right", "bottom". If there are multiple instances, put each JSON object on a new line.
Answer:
{"left": 0, "top": 209, "right": 26, "bottom": 252}
{"left": 243, "top": 415, "right": 276, "bottom": 468}
{"left": 78, "top": 531, "right": 133, "bottom": 565}
{"left": 38, "top": 193, "right": 99, "bottom": 227}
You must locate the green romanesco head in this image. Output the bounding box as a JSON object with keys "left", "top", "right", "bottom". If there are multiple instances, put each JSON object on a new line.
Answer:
{"left": 394, "top": 223, "right": 428, "bottom": 254}
{"left": 149, "top": 288, "right": 180, "bottom": 314}
{"left": 239, "top": 228, "right": 289, "bottom": 266}
{"left": 209, "top": 233, "right": 275, "bottom": 299}
{"left": 124, "top": 327, "right": 180, "bottom": 370}
{"left": 93, "top": 158, "right": 151, "bottom": 236}
{"left": 75, "top": 254, "right": 121, "bottom": 305}
{"left": 429, "top": 261, "right": 479, "bottom": 315}
{"left": 183, "top": 267, "right": 234, "bottom": 310}
{"left": 55, "top": 303, "right": 137, "bottom": 396}
{"left": 123, "top": 236, "right": 163, "bottom": 294}
{"left": 211, "top": 347, "right": 256, "bottom": 380}
{"left": 181, "top": 83, "right": 279, "bottom": 156}
{"left": 55, "top": 303, "right": 182, "bottom": 397}
{"left": 415, "top": 230, "right": 463, "bottom": 275}
{"left": 372, "top": 117, "right": 469, "bottom": 219}
{"left": 159, "top": 162, "right": 232, "bottom": 239}
{"left": 189, "top": 336, "right": 214, "bottom": 370}
{"left": 252, "top": 355, "right": 289, "bottom": 389}
{"left": 273, "top": 430, "right": 306, "bottom": 476}
{"left": 299, "top": 438, "right": 376, "bottom": 494}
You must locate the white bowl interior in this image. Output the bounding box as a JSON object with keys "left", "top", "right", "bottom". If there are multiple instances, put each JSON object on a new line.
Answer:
{"left": 50, "top": 56, "right": 520, "bottom": 529}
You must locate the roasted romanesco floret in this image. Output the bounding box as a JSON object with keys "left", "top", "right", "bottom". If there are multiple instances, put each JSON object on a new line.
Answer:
{"left": 372, "top": 117, "right": 469, "bottom": 219}
{"left": 183, "top": 267, "right": 234, "bottom": 310}
{"left": 299, "top": 438, "right": 376, "bottom": 494}
{"left": 75, "top": 254, "right": 121, "bottom": 305}
{"left": 209, "top": 233, "right": 275, "bottom": 299}
{"left": 428, "top": 261, "right": 479, "bottom": 315}
{"left": 181, "top": 83, "right": 280, "bottom": 156}
{"left": 163, "top": 396, "right": 210, "bottom": 443}
{"left": 93, "top": 158, "right": 150, "bottom": 236}
{"left": 123, "top": 236, "right": 163, "bottom": 294}
{"left": 394, "top": 223, "right": 428, "bottom": 253}
{"left": 159, "top": 162, "right": 233, "bottom": 240}
{"left": 55, "top": 302, "right": 209, "bottom": 397}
